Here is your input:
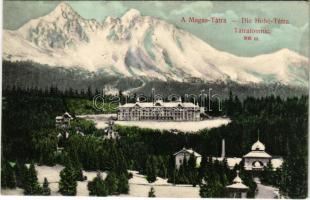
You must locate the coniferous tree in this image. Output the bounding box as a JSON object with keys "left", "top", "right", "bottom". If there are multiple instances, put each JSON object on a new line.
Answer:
{"left": 157, "top": 156, "right": 168, "bottom": 179}
{"left": 117, "top": 173, "right": 129, "bottom": 194}
{"left": 146, "top": 156, "right": 158, "bottom": 183}
{"left": 87, "top": 172, "right": 108, "bottom": 196}
{"left": 70, "top": 150, "right": 85, "bottom": 181}
{"left": 199, "top": 174, "right": 224, "bottom": 198}
{"left": 261, "top": 161, "right": 274, "bottom": 184}
{"left": 226, "top": 90, "right": 234, "bottom": 116}
{"left": 187, "top": 154, "right": 198, "bottom": 186}
{"left": 42, "top": 177, "right": 51, "bottom": 195}
{"left": 105, "top": 172, "right": 118, "bottom": 195}
{"left": 15, "top": 161, "right": 28, "bottom": 188}
{"left": 59, "top": 163, "right": 77, "bottom": 196}
{"left": 5, "top": 162, "right": 17, "bottom": 189}
{"left": 24, "top": 163, "right": 42, "bottom": 195}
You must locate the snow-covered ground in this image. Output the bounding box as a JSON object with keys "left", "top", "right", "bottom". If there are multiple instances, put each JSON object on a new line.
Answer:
{"left": 77, "top": 114, "right": 117, "bottom": 129}
{"left": 1, "top": 165, "right": 106, "bottom": 196}
{"left": 1, "top": 165, "right": 199, "bottom": 197}
{"left": 254, "top": 178, "right": 280, "bottom": 199}
{"left": 126, "top": 170, "right": 199, "bottom": 197}
{"left": 78, "top": 114, "right": 231, "bottom": 132}
{"left": 116, "top": 118, "right": 230, "bottom": 132}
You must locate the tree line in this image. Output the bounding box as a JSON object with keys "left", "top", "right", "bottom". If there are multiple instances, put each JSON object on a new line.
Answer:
{"left": 1, "top": 87, "right": 308, "bottom": 198}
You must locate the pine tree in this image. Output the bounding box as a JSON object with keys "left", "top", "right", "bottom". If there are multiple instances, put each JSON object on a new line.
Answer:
{"left": 117, "top": 173, "right": 129, "bottom": 194}
{"left": 187, "top": 154, "right": 198, "bottom": 186}
{"left": 105, "top": 172, "right": 118, "bottom": 195}
{"left": 42, "top": 177, "right": 51, "bottom": 195}
{"left": 146, "top": 156, "right": 157, "bottom": 183}
{"left": 15, "top": 161, "right": 28, "bottom": 188}
{"left": 88, "top": 172, "right": 108, "bottom": 196}
{"left": 24, "top": 163, "right": 42, "bottom": 195}
{"left": 226, "top": 90, "right": 234, "bottom": 116}
{"left": 148, "top": 187, "right": 156, "bottom": 197}
{"left": 71, "top": 151, "right": 85, "bottom": 181}
{"left": 59, "top": 163, "right": 77, "bottom": 196}
{"left": 261, "top": 161, "right": 274, "bottom": 184}
{"left": 87, "top": 86, "right": 93, "bottom": 99}
{"left": 199, "top": 175, "right": 224, "bottom": 198}
{"left": 6, "top": 162, "right": 17, "bottom": 189}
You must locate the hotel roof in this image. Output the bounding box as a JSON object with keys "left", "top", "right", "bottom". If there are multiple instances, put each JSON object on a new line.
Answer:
{"left": 119, "top": 100, "right": 199, "bottom": 108}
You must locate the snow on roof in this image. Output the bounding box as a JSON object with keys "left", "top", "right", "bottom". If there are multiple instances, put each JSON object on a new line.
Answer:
{"left": 173, "top": 148, "right": 201, "bottom": 157}
{"left": 226, "top": 182, "right": 249, "bottom": 190}
{"left": 63, "top": 112, "right": 73, "bottom": 119}
{"left": 271, "top": 158, "right": 284, "bottom": 169}
{"left": 251, "top": 139, "right": 265, "bottom": 151}
{"left": 212, "top": 157, "right": 242, "bottom": 169}
{"left": 243, "top": 150, "right": 272, "bottom": 158}
{"left": 233, "top": 174, "right": 242, "bottom": 184}
{"left": 56, "top": 112, "right": 73, "bottom": 119}
{"left": 226, "top": 171, "right": 249, "bottom": 190}
{"left": 119, "top": 101, "right": 199, "bottom": 108}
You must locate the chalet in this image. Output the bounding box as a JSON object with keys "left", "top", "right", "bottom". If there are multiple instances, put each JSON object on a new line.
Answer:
{"left": 104, "top": 120, "right": 120, "bottom": 139}
{"left": 56, "top": 112, "right": 73, "bottom": 128}
{"left": 173, "top": 148, "right": 202, "bottom": 169}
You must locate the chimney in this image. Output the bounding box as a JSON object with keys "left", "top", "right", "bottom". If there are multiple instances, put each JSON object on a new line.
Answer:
{"left": 221, "top": 139, "right": 225, "bottom": 158}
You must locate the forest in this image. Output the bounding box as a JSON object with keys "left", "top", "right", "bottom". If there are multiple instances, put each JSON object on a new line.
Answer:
{"left": 3, "top": 60, "right": 308, "bottom": 100}
{"left": 1, "top": 86, "right": 308, "bottom": 198}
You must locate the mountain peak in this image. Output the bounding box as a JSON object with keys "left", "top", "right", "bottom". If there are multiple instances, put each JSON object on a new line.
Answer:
{"left": 55, "top": 2, "right": 73, "bottom": 11}
{"left": 49, "top": 2, "right": 78, "bottom": 19}
{"left": 121, "top": 9, "right": 141, "bottom": 22}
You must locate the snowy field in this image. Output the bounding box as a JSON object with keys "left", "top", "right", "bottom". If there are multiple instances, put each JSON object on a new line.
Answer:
{"left": 78, "top": 114, "right": 231, "bottom": 132}
{"left": 1, "top": 165, "right": 199, "bottom": 197}
{"left": 77, "top": 114, "right": 117, "bottom": 129}
{"left": 116, "top": 118, "right": 230, "bottom": 132}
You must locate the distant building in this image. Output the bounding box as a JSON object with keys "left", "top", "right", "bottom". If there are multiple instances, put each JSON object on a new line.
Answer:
{"left": 213, "top": 137, "right": 283, "bottom": 171}
{"left": 212, "top": 139, "right": 243, "bottom": 169}
{"left": 56, "top": 112, "right": 73, "bottom": 128}
{"left": 104, "top": 120, "right": 120, "bottom": 139}
{"left": 118, "top": 98, "right": 200, "bottom": 121}
{"left": 225, "top": 170, "right": 249, "bottom": 198}
{"left": 173, "top": 148, "right": 202, "bottom": 169}
{"left": 243, "top": 139, "right": 275, "bottom": 171}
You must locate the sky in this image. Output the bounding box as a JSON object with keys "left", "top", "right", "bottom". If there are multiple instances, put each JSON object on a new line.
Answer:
{"left": 3, "top": 1, "right": 309, "bottom": 57}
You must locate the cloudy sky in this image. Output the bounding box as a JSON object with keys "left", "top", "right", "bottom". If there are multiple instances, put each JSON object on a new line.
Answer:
{"left": 4, "top": 1, "right": 309, "bottom": 57}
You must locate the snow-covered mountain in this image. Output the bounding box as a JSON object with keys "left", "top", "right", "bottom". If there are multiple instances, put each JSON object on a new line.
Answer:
{"left": 3, "top": 2, "right": 309, "bottom": 86}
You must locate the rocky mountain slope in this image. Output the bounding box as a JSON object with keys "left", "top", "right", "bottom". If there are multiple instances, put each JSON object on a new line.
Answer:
{"left": 3, "top": 2, "right": 309, "bottom": 86}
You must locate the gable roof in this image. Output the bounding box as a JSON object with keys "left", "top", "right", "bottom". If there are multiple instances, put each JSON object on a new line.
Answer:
{"left": 119, "top": 101, "right": 199, "bottom": 108}
{"left": 173, "top": 148, "right": 201, "bottom": 157}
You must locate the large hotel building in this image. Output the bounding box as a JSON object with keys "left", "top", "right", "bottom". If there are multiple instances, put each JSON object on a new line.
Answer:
{"left": 117, "top": 98, "right": 201, "bottom": 121}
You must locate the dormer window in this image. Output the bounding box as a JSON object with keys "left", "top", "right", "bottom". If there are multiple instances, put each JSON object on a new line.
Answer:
{"left": 155, "top": 102, "right": 161, "bottom": 106}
